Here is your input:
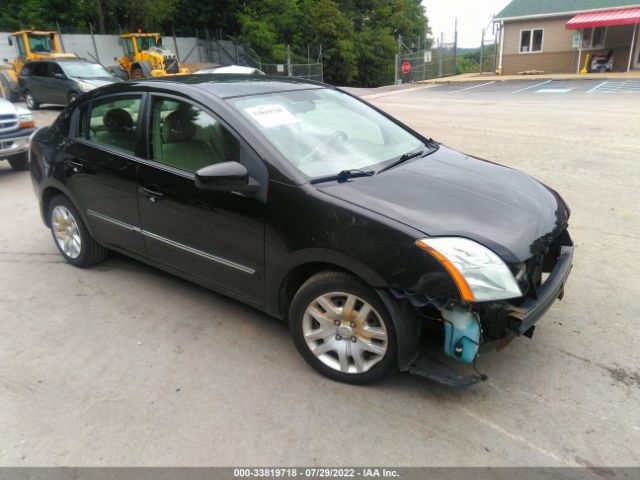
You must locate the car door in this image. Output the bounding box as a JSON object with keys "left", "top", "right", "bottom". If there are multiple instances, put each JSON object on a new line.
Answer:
{"left": 47, "top": 62, "right": 69, "bottom": 105}
{"left": 136, "top": 94, "right": 266, "bottom": 306}
{"left": 25, "top": 62, "right": 49, "bottom": 103}
{"left": 64, "top": 93, "right": 147, "bottom": 256}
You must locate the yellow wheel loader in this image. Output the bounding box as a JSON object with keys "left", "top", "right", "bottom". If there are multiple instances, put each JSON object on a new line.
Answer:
{"left": 1, "top": 31, "right": 77, "bottom": 101}
{"left": 111, "top": 33, "right": 189, "bottom": 80}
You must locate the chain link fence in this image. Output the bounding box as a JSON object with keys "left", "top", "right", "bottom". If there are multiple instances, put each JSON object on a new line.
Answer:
{"left": 395, "top": 31, "right": 457, "bottom": 83}
{"left": 261, "top": 46, "right": 323, "bottom": 82}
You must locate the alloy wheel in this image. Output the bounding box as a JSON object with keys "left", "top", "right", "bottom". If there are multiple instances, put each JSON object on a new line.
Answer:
{"left": 25, "top": 93, "right": 35, "bottom": 109}
{"left": 51, "top": 206, "right": 82, "bottom": 259}
{"left": 302, "top": 292, "right": 388, "bottom": 374}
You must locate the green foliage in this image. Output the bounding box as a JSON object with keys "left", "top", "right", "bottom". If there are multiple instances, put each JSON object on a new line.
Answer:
{"left": 0, "top": 0, "right": 429, "bottom": 87}
{"left": 456, "top": 46, "right": 497, "bottom": 74}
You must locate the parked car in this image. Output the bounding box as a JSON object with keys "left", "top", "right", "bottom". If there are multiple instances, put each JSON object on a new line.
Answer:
{"left": 194, "top": 65, "right": 265, "bottom": 75}
{"left": 18, "top": 58, "right": 122, "bottom": 109}
{"left": 0, "top": 98, "right": 35, "bottom": 170}
{"left": 29, "top": 76, "right": 573, "bottom": 385}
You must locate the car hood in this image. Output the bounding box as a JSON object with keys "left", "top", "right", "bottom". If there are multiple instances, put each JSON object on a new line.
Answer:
{"left": 315, "top": 145, "right": 569, "bottom": 263}
{"left": 72, "top": 77, "right": 121, "bottom": 87}
{"left": 0, "top": 98, "right": 18, "bottom": 115}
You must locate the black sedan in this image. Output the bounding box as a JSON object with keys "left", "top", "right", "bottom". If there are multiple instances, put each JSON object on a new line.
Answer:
{"left": 29, "top": 75, "right": 573, "bottom": 385}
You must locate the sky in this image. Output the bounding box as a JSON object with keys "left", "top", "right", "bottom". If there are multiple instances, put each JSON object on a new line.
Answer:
{"left": 423, "top": 0, "right": 511, "bottom": 48}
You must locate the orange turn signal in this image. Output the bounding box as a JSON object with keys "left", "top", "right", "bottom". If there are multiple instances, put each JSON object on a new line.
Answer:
{"left": 20, "top": 120, "right": 36, "bottom": 128}
{"left": 415, "top": 239, "right": 476, "bottom": 302}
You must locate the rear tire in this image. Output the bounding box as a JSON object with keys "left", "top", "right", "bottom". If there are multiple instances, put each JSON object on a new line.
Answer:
{"left": 24, "top": 91, "right": 39, "bottom": 110}
{"left": 48, "top": 195, "right": 108, "bottom": 268}
{"left": 289, "top": 271, "right": 397, "bottom": 384}
{"left": 8, "top": 152, "right": 28, "bottom": 171}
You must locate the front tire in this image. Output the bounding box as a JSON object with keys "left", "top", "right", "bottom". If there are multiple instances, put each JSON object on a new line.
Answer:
{"left": 289, "top": 271, "right": 397, "bottom": 384}
{"left": 8, "top": 152, "right": 28, "bottom": 171}
{"left": 48, "top": 195, "right": 108, "bottom": 267}
{"left": 24, "top": 91, "right": 39, "bottom": 110}
{"left": 67, "top": 92, "right": 79, "bottom": 105}
{"left": 131, "top": 68, "right": 145, "bottom": 80}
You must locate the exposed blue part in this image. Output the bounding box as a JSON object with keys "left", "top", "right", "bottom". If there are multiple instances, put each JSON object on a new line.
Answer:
{"left": 442, "top": 307, "right": 481, "bottom": 364}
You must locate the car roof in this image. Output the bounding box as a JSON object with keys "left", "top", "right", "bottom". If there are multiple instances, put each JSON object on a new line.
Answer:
{"left": 29, "top": 58, "right": 98, "bottom": 65}
{"left": 116, "top": 74, "right": 329, "bottom": 99}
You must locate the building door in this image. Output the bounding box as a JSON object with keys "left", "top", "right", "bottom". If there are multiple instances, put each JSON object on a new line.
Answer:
{"left": 635, "top": 25, "right": 640, "bottom": 69}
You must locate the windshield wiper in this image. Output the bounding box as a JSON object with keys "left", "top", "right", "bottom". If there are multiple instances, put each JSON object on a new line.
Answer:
{"left": 377, "top": 148, "right": 425, "bottom": 174}
{"left": 377, "top": 140, "right": 439, "bottom": 174}
{"left": 311, "top": 168, "right": 375, "bottom": 184}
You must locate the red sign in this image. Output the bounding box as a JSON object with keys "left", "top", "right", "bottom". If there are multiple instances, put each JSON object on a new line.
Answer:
{"left": 401, "top": 61, "right": 411, "bottom": 74}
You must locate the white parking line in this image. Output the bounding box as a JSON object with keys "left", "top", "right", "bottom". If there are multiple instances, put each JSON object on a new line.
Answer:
{"left": 590, "top": 80, "right": 640, "bottom": 94}
{"left": 449, "top": 81, "right": 495, "bottom": 93}
{"left": 511, "top": 79, "right": 552, "bottom": 93}
{"left": 536, "top": 88, "right": 573, "bottom": 93}
{"left": 587, "top": 81, "right": 608, "bottom": 93}
{"left": 361, "top": 84, "right": 436, "bottom": 99}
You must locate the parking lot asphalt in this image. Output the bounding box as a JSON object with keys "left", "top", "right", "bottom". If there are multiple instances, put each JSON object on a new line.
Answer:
{"left": 350, "top": 78, "right": 640, "bottom": 99}
{"left": 1, "top": 81, "right": 640, "bottom": 467}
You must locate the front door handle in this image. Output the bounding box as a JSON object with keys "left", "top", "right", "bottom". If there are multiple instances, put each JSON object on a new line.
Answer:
{"left": 69, "top": 160, "right": 84, "bottom": 173}
{"left": 140, "top": 187, "right": 164, "bottom": 202}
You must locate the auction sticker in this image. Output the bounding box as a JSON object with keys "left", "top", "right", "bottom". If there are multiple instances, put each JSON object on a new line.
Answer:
{"left": 244, "top": 104, "right": 299, "bottom": 128}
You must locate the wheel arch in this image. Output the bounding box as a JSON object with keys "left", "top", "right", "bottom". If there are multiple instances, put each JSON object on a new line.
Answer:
{"left": 39, "top": 183, "right": 94, "bottom": 238}
{"left": 275, "top": 255, "right": 422, "bottom": 372}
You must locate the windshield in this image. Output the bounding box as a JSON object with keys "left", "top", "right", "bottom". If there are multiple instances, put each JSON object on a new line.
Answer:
{"left": 62, "top": 62, "right": 113, "bottom": 79}
{"left": 28, "top": 34, "right": 53, "bottom": 53}
{"left": 135, "top": 36, "right": 158, "bottom": 51}
{"left": 229, "top": 88, "right": 423, "bottom": 178}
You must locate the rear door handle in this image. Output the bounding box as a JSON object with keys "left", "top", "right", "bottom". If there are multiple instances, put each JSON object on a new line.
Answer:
{"left": 140, "top": 187, "right": 164, "bottom": 202}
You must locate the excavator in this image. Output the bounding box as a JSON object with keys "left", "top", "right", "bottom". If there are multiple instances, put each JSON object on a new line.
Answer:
{"left": 111, "top": 32, "right": 189, "bottom": 80}
{"left": 1, "top": 31, "right": 77, "bottom": 101}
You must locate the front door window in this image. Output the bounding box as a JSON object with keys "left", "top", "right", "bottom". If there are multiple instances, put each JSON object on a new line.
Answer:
{"left": 150, "top": 97, "right": 240, "bottom": 172}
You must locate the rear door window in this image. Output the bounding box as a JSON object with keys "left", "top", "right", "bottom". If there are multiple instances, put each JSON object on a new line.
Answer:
{"left": 30, "top": 62, "right": 48, "bottom": 77}
{"left": 83, "top": 96, "right": 142, "bottom": 155}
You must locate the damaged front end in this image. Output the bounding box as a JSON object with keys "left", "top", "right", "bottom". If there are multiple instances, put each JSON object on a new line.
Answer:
{"left": 387, "top": 228, "right": 574, "bottom": 387}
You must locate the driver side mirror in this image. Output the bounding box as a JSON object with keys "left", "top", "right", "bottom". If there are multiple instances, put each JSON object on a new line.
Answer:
{"left": 53, "top": 73, "right": 65, "bottom": 80}
{"left": 8, "top": 36, "right": 13, "bottom": 46}
{"left": 195, "top": 161, "right": 259, "bottom": 193}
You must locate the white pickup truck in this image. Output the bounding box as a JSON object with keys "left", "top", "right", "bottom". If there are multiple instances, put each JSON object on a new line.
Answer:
{"left": 0, "top": 98, "right": 36, "bottom": 171}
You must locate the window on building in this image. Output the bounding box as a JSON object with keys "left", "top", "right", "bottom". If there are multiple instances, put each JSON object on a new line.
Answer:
{"left": 520, "top": 29, "right": 544, "bottom": 53}
{"left": 582, "top": 27, "right": 606, "bottom": 49}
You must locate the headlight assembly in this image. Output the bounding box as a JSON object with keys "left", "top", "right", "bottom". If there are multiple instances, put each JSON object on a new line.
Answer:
{"left": 78, "top": 82, "right": 95, "bottom": 92}
{"left": 416, "top": 237, "right": 522, "bottom": 302}
{"left": 18, "top": 112, "right": 35, "bottom": 128}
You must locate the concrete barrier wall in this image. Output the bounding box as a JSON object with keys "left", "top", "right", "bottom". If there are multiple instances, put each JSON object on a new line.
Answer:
{"left": 0, "top": 32, "right": 205, "bottom": 68}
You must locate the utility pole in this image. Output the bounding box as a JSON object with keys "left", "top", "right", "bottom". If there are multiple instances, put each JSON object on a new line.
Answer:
{"left": 453, "top": 18, "right": 458, "bottom": 76}
{"left": 396, "top": 35, "right": 402, "bottom": 84}
{"left": 480, "top": 28, "right": 485, "bottom": 74}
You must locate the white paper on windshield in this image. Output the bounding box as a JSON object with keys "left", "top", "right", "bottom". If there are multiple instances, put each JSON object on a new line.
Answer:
{"left": 244, "top": 104, "right": 298, "bottom": 128}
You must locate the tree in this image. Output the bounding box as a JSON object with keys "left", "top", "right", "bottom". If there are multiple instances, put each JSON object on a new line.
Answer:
{"left": 340, "top": 0, "right": 428, "bottom": 86}
{"left": 299, "top": 0, "right": 358, "bottom": 84}
{"left": 0, "top": 0, "right": 430, "bottom": 87}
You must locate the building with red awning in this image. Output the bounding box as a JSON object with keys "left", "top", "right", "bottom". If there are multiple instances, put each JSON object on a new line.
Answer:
{"left": 493, "top": 0, "right": 640, "bottom": 74}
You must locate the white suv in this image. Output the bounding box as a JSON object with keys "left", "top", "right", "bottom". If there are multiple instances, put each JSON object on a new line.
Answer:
{"left": 0, "top": 98, "right": 35, "bottom": 170}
